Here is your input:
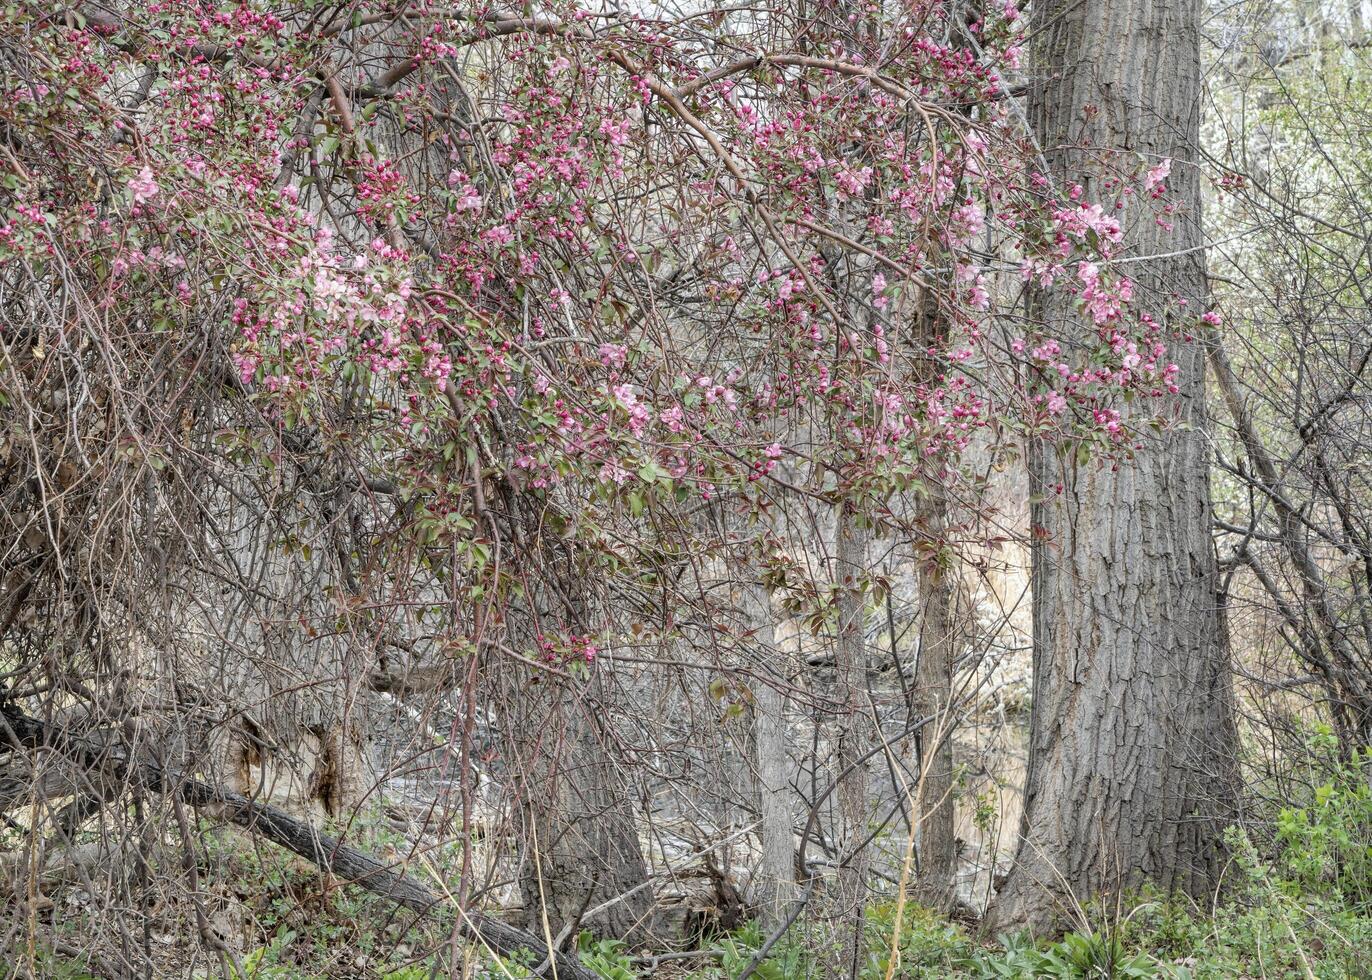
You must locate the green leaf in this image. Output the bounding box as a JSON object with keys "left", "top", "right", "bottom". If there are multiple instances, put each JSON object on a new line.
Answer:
{"left": 636, "top": 461, "right": 661, "bottom": 484}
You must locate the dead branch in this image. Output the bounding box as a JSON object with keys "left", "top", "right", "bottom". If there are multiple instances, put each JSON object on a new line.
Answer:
{"left": 0, "top": 704, "right": 597, "bottom": 980}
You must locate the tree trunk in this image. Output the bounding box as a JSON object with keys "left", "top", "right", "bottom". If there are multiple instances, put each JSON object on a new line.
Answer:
{"left": 908, "top": 272, "right": 959, "bottom": 912}
{"left": 831, "top": 504, "right": 870, "bottom": 976}
{"left": 503, "top": 664, "right": 655, "bottom": 947}
{"left": 745, "top": 580, "right": 797, "bottom": 931}
{"left": 986, "top": 0, "right": 1240, "bottom": 934}
{"left": 910, "top": 489, "right": 958, "bottom": 911}
{"left": 496, "top": 548, "right": 655, "bottom": 947}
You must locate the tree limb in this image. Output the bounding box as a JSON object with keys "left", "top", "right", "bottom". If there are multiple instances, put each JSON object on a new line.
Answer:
{"left": 0, "top": 704, "right": 597, "bottom": 980}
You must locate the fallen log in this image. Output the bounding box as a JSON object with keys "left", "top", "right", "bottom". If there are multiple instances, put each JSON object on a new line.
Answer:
{"left": 0, "top": 704, "right": 596, "bottom": 980}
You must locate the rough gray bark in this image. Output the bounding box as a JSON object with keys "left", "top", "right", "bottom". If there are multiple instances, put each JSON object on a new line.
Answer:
{"left": 745, "top": 580, "right": 797, "bottom": 930}
{"left": 986, "top": 0, "right": 1240, "bottom": 933}
{"left": 476, "top": 489, "right": 654, "bottom": 947}
{"left": 910, "top": 489, "right": 958, "bottom": 911}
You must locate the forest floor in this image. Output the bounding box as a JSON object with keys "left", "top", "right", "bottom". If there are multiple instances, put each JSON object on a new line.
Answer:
{"left": 18, "top": 792, "right": 1371, "bottom": 980}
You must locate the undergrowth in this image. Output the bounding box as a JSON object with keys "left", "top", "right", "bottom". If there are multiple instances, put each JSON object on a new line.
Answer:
{"left": 24, "top": 740, "right": 1370, "bottom": 978}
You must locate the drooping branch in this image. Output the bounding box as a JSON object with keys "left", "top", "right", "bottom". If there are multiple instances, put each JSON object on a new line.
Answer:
{"left": 0, "top": 704, "right": 598, "bottom": 980}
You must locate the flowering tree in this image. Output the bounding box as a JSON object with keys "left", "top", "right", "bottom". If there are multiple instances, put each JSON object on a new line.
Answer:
{"left": 0, "top": 0, "right": 1209, "bottom": 965}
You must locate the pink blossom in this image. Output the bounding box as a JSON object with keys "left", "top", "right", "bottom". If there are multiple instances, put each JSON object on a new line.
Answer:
{"left": 599, "top": 343, "right": 628, "bottom": 369}
{"left": 456, "top": 187, "right": 483, "bottom": 211}
{"left": 1144, "top": 158, "right": 1171, "bottom": 197}
{"left": 599, "top": 462, "right": 629, "bottom": 485}
{"left": 128, "top": 166, "right": 159, "bottom": 205}
{"left": 834, "top": 165, "right": 873, "bottom": 197}
{"left": 598, "top": 117, "right": 632, "bottom": 146}
{"left": 953, "top": 200, "right": 986, "bottom": 237}
{"left": 659, "top": 405, "right": 686, "bottom": 433}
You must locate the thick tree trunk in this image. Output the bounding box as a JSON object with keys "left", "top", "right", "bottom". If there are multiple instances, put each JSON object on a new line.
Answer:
{"left": 986, "top": 0, "right": 1240, "bottom": 934}
{"left": 745, "top": 580, "right": 797, "bottom": 931}
{"left": 486, "top": 506, "right": 655, "bottom": 947}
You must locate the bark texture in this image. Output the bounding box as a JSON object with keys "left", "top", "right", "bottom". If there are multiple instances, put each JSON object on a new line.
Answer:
{"left": 909, "top": 284, "right": 958, "bottom": 911}
{"left": 746, "top": 581, "right": 797, "bottom": 931}
{"left": 986, "top": 0, "right": 1240, "bottom": 933}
